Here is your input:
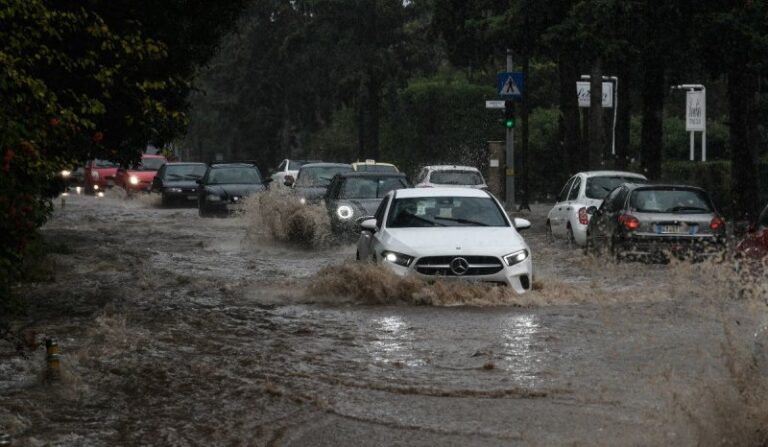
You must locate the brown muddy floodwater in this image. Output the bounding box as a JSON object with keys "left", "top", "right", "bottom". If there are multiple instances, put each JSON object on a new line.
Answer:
{"left": 1, "top": 191, "right": 767, "bottom": 446}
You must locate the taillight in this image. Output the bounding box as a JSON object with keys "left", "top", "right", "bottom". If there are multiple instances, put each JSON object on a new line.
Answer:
{"left": 710, "top": 216, "right": 725, "bottom": 231}
{"left": 618, "top": 214, "right": 640, "bottom": 231}
{"left": 578, "top": 207, "right": 589, "bottom": 225}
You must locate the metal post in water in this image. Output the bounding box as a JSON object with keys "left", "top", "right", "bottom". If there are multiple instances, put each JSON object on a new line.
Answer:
{"left": 505, "top": 49, "right": 515, "bottom": 209}
{"left": 45, "top": 338, "right": 61, "bottom": 382}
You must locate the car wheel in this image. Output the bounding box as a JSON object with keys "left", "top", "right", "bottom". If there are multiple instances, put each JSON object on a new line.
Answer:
{"left": 610, "top": 238, "right": 622, "bottom": 263}
{"left": 545, "top": 221, "right": 554, "bottom": 244}
{"left": 566, "top": 226, "right": 575, "bottom": 248}
{"left": 355, "top": 250, "right": 360, "bottom": 261}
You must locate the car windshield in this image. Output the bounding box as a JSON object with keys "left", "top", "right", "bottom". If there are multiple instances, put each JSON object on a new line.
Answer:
{"left": 93, "top": 159, "right": 117, "bottom": 168}
{"left": 585, "top": 176, "right": 646, "bottom": 199}
{"left": 355, "top": 164, "right": 398, "bottom": 173}
{"left": 430, "top": 170, "right": 484, "bottom": 186}
{"left": 135, "top": 158, "right": 166, "bottom": 171}
{"left": 629, "top": 189, "right": 713, "bottom": 214}
{"left": 386, "top": 196, "right": 508, "bottom": 228}
{"left": 206, "top": 167, "right": 262, "bottom": 185}
{"left": 759, "top": 205, "right": 768, "bottom": 229}
{"left": 340, "top": 177, "right": 408, "bottom": 199}
{"left": 165, "top": 164, "right": 207, "bottom": 180}
{"left": 296, "top": 166, "right": 352, "bottom": 187}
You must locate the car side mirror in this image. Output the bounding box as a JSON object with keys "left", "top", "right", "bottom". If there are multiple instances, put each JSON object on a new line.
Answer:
{"left": 359, "top": 218, "right": 377, "bottom": 232}
{"left": 587, "top": 206, "right": 598, "bottom": 215}
{"left": 195, "top": 179, "right": 202, "bottom": 185}
{"left": 513, "top": 218, "right": 531, "bottom": 231}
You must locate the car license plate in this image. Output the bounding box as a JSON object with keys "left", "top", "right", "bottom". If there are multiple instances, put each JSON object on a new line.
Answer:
{"left": 187, "top": 195, "right": 197, "bottom": 200}
{"left": 658, "top": 225, "right": 682, "bottom": 234}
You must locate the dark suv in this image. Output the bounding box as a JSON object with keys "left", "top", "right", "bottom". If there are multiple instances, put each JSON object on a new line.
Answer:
{"left": 197, "top": 163, "right": 268, "bottom": 217}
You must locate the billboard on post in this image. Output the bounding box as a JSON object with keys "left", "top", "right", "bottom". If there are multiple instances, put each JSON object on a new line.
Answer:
{"left": 686, "top": 90, "right": 705, "bottom": 132}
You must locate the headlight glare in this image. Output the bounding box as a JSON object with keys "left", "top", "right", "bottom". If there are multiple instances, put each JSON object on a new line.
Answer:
{"left": 381, "top": 251, "right": 414, "bottom": 267}
{"left": 129, "top": 175, "right": 140, "bottom": 185}
{"left": 336, "top": 205, "right": 353, "bottom": 220}
{"left": 503, "top": 249, "right": 529, "bottom": 266}
{"left": 299, "top": 197, "right": 307, "bottom": 205}
{"left": 167, "top": 187, "right": 183, "bottom": 193}
{"left": 61, "top": 170, "right": 71, "bottom": 178}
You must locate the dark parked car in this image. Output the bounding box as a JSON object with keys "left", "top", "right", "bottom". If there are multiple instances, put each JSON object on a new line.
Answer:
{"left": 197, "top": 163, "right": 268, "bottom": 217}
{"left": 585, "top": 184, "right": 726, "bottom": 261}
{"left": 324, "top": 171, "right": 410, "bottom": 237}
{"left": 152, "top": 162, "right": 207, "bottom": 207}
{"left": 736, "top": 203, "right": 768, "bottom": 260}
{"left": 292, "top": 162, "right": 353, "bottom": 204}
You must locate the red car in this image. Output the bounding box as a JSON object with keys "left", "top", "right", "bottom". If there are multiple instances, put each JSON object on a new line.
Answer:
{"left": 115, "top": 154, "right": 167, "bottom": 193}
{"left": 83, "top": 159, "right": 119, "bottom": 194}
{"left": 736, "top": 203, "right": 768, "bottom": 259}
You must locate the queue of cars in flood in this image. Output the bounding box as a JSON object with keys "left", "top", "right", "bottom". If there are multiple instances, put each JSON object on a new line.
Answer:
{"left": 63, "top": 154, "right": 767, "bottom": 293}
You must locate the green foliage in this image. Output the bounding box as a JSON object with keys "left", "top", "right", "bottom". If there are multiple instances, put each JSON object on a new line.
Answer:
{"left": 526, "top": 108, "right": 565, "bottom": 201}
{"left": 662, "top": 161, "right": 733, "bottom": 214}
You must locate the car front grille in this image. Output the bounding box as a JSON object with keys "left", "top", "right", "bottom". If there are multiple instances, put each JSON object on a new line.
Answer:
{"left": 415, "top": 256, "right": 503, "bottom": 276}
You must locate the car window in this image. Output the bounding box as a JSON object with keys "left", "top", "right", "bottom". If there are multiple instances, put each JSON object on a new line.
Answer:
{"left": 567, "top": 177, "right": 582, "bottom": 201}
{"left": 355, "top": 164, "right": 398, "bottom": 173}
{"left": 585, "top": 176, "right": 646, "bottom": 199}
{"left": 629, "top": 188, "right": 713, "bottom": 213}
{"left": 558, "top": 177, "right": 575, "bottom": 203}
{"left": 374, "top": 196, "right": 390, "bottom": 228}
{"left": 386, "top": 196, "right": 508, "bottom": 228}
{"left": 277, "top": 160, "right": 287, "bottom": 171}
{"left": 759, "top": 205, "right": 768, "bottom": 229}
{"left": 93, "top": 159, "right": 118, "bottom": 168}
{"left": 165, "top": 164, "right": 206, "bottom": 180}
{"left": 206, "top": 167, "right": 262, "bottom": 185}
{"left": 295, "top": 166, "right": 353, "bottom": 187}
{"left": 429, "top": 170, "right": 484, "bottom": 186}
{"left": 340, "top": 177, "right": 408, "bottom": 199}
{"left": 135, "top": 157, "right": 166, "bottom": 171}
{"left": 415, "top": 168, "right": 427, "bottom": 183}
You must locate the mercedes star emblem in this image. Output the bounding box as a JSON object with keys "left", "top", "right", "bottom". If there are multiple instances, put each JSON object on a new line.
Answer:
{"left": 450, "top": 257, "right": 470, "bottom": 276}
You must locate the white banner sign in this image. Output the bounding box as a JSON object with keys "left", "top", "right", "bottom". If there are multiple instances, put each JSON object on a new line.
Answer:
{"left": 577, "top": 81, "right": 614, "bottom": 108}
{"left": 686, "top": 90, "right": 706, "bottom": 131}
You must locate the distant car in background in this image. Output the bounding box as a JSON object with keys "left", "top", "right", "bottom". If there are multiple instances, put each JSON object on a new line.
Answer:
{"left": 292, "top": 162, "right": 353, "bottom": 204}
{"left": 84, "top": 159, "right": 119, "bottom": 193}
{"left": 585, "top": 184, "right": 726, "bottom": 262}
{"left": 413, "top": 165, "right": 487, "bottom": 189}
{"left": 324, "top": 171, "right": 409, "bottom": 238}
{"left": 271, "top": 159, "right": 322, "bottom": 188}
{"left": 546, "top": 171, "right": 648, "bottom": 246}
{"left": 197, "top": 163, "right": 267, "bottom": 217}
{"left": 152, "top": 162, "right": 207, "bottom": 207}
{"left": 351, "top": 160, "right": 399, "bottom": 173}
{"left": 736, "top": 203, "right": 768, "bottom": 260}
{"left": 115, "top": 154, "right": 167, "bottom": 193}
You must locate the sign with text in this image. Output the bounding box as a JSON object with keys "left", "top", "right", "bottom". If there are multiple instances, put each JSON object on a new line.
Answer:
{"left": 686, "top": 90, "right": 706, "bottom": 131}
{"left": 576, "top": 81, "right": 614, "bottom": 108}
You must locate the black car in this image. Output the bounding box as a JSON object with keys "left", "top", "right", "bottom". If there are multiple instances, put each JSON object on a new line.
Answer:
{"left": 197, "top": 163, "right": 268, "bottom": 217}
{"left": 292, "top": 162, "right": 353, "bottom": 204}
{"left": 152, "top": 162, "right": 207, "bottom": 207}
{"left": 585, "top": 183, "right": 726, "bottom": 261}
{"left": 324, "top": 171, "right": 409, "bottom": 237}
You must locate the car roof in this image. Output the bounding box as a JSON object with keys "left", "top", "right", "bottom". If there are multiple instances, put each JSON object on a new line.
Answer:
{"left": 209, "top": 163, "right": 258, "bottom": 169}
{"left": 141, "top": 154, "right": 166, "bottom": 159}
{"left": 579, "top": 170, "right": 647, "bottom": 179}
{"left": 394, "top": 187, "right": 489, "bottom": 199}
{"left": 352, "top": 160, "right": 396, "bottom": 166}
{"left": 164, "top": 162, "right": 205, "bottom": 166}
{"left": 337, "top": 171, "right": 406, "bottom": 179}
{"left": 628, "top": 183, "right": 707, "bottom": 192}
{"left": 424, "top": 165, "right": 480, "bottom": 172}
{"left": 299, "top": 163, "right": 352, "bottom": 169}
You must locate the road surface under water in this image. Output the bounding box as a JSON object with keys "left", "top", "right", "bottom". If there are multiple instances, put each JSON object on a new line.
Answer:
{"left": 1, "top": 192, "right": 767, "bottom": 446}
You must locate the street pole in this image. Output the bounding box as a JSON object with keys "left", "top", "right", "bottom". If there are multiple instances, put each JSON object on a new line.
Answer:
{"left": 505, "top": 49, "right": 515, "bottom": 209}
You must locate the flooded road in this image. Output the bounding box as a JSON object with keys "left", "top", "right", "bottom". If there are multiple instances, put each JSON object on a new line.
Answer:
{"left": 1, "top": 192, "right": 767, "bottom": 446}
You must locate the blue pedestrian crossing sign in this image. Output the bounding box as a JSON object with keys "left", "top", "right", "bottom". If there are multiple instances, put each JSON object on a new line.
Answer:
{"left": 497, "top": 72, "right": 524, "bottom": 100}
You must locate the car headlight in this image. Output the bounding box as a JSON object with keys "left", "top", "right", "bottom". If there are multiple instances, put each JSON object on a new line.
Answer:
{"left": 129, "top": 175, "right": 139, "bottom": 185}
{"left": 206, "top": 194, "right": 222, "bottom": 202}
{"left": 381, "top": 251, "right": 414, "bottom": 267}
{"left": 336, "top": 205, "right": 353, "bottom": 220}
{"left": 299, "top": 197, "right": 307, "bottom": 205}
{"left": 61, "top": 169, "right": 71, "bottom": 178}
{"left": 93, "top": 184, "right": 99, "bottom": 190}
{"left": 167, "top": 187, "right": 183, "bottom": 193}
{"left": 503, "top": 249, "right": 529, "bottom": 266}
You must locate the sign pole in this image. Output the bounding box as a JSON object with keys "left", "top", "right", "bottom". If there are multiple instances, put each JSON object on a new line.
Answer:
{"left": 689, "top": 129, "right": 695, "bottom": 161}
{"left": 505, "top": 49, "right": 515, "bottom": 209}
{"left": 702, "top": 88, "right": 707, "bottom": 161}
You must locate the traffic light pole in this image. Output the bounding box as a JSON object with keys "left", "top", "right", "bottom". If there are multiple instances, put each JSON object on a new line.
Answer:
{"left": 505, "top": 49, "right": 515, "bottom": 210}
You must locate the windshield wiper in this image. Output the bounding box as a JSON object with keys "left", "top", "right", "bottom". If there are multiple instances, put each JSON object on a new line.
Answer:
{"left": 398, "top": 212, "right": 443, "bottom": 227}
{"left": 665, "top": 206, "right": 709, "bottom": 213}
{"left": 433, "top": 216, "right": 490, "bottom": 226}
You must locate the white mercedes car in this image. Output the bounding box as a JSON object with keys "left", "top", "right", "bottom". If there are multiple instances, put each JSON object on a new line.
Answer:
{"left": 356, "top": 187, "right": 533, "bottom": 293}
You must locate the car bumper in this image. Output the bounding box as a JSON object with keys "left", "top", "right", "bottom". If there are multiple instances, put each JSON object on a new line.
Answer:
{"left": 381, "top": 258, "right": 533, "bottom": 294}
{"left": 162, "top": 190, "right": 200, "bottom": 204}
{"left": 617, "top": 235, "right": 725, "bottom": 260}
{"left": 201, "top": 200, "right": 246, "bottom": 215}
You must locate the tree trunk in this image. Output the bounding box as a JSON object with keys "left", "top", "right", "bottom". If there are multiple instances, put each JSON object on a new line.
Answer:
{"left": 615, "top": 62, "right": 631, "bottom": 169}
{"left": 728, "top": 67, "right": 760, "bottom": 221}
{"left": 589, "top": 59, "right": 605, "bottom": 169}
{"left": 558, "top": 48, "right": 581, "bottom": 175}
{"left": 640, "top": 60, "right": 664, "bottom": 180}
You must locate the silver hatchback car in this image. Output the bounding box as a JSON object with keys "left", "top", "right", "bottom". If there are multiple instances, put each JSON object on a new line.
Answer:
{"left": 585, "top": 184, "right": 727, "bottom": 261}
